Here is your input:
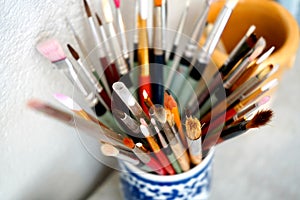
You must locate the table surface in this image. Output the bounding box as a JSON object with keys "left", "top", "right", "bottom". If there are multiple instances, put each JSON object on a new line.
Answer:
{"left": 88, "top": 47, "right": 300, "bottom": 200}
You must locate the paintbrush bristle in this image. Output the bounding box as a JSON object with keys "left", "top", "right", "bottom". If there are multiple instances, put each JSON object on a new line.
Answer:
{"left": 138, "top": 0, "right": 149, "bottom": 20}
{"left": 256, "top": 46, "right": 275, "bottom": 64}
{"left": 36, "top": 39, "right": 66, "bottom": 62}
{"left": 154, "top": 0, "right": 162, "bottom": 7}
{"left": 113, "top": 0, "right": 121, "bottom": 8}
{"left": 83, "top": 0, "right": 92, "bottom": 17}
{"left": 101, "top": 143, "right": 119, "bottom": 156}
{"left": 246, "top": 109, "right": 273, "bottom": 129}
{"left": 67, "top": 44, "right": 80, "bottom": 60}
{"left": 95, "top": 13, "right": 102, "bottom": 26}
{"left": 123, "top": 137, "right": 135, "bottom": 149}
{"left": 185, "top": 116, "right": 202, "bottom": 140}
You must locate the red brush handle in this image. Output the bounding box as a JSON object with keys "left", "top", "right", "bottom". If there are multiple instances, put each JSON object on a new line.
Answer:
{"left": 139, "top": 76, "right": 152, "bottom": 115}
{"left": 155, "top": 150, "right": 176, "bottom": 175}
{"left": 147, "top": 156, "right": 167, "bottom": 175}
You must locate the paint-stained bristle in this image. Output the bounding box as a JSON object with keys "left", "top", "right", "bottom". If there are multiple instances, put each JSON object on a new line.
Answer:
{"left": 164, "top": 92, "right": 177, "bottom": 109}
{"left": 246, "top": 110, "right": 273, "bottom": 128}
{"left": 83, "top": 0, "right": 92, "bottom": 17}
{"left": 101, "top": 143, "right": 119, "bottom": 156}
{"left": 123, "top": 137, "right": 135, "bottom": 149}
{"left": 102, "top": 0, "right": 113, "bottom": 23}
{"left": 53, "top": 93, "right": 82, "bottom": 111}
{"left": 67, "top": 44, "right": 80, "bottom": 60}
{"left": 154, "top": 0, "right": 162, "bottom": 7}
{"left": 95, "top": 13, "right": 102, "bottom": 26}
{"left": 185, "top": 116, "right": 202, "bottom": 140}
{"left": 113, "top": 0, "right": 121, "bottom": 8}
{"left": 36, "top": 39, "right": 66, "bottom": 62}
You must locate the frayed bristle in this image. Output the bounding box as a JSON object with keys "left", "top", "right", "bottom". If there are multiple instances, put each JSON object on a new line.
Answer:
{"left": 123, "top": 137, "right": 135, "bottom": 149}
{"left": 36, "top": 39, "right": 66, "bottom": 62}
{"left": 185, "top": 116, "right": 202, "bottom": 140}
{"left": 113, "top": 0, "right": 121, "bottom": 8}
{"left": 247, "top": 109, "right": 273, "bottom": 128}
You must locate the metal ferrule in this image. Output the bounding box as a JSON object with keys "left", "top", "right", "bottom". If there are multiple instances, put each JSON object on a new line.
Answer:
{"left": 116, "top": 9, "right": 129, "bottom": 56}
{"left": 107, "top": 22, "right": 128, "bottom": 75}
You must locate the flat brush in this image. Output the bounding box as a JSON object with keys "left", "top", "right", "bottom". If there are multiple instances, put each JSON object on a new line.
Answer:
{"left": 27, "top": 99, "right": 129, "bottom": 150}
{"left": 36, "top": 39, "right": 109, "bottom": 115}
{"left": 67, "top": 44, "right": 112, "bottom": 109}
{"left": 113, "top": 0, "right": 131, "bottom": 69}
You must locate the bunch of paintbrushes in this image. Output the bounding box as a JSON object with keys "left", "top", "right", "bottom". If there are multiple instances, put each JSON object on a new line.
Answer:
{"left": 29, "top": 0, "right": 276, "bottom": 175}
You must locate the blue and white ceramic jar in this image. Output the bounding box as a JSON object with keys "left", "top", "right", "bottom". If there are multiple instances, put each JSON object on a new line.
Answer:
{"left": 119, "top": 149, "right": 214, "bottom": 200}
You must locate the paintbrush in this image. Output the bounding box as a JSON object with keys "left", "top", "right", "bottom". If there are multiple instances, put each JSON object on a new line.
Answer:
{"left": 167, "top": 0, "right": 213, "bottom": 97}
{"left": 100, "top": 0, "right": 129, "bottom": 76}
{"left": 67, "top": 44, "right": 112, "bottom": 109}
{"left": 27, "top": 99, "right": 129, "bottom": 150}
{"left": 36, "top": 39, "right": 111, "bottom": 117}
{"left": 166, "top": 0, "right": 190, "bottom": 64}
{"left": 219, "top": 109, "right": 273, "bottom": 142}
{"left": 140, "top": 120, "right": 176, "bottom": 175}
{"left": 137, "top": 0, "right": 152, "bottom": 113}
{"left": 124, "top": 139, "right": 167, "bottom": 175}
{"left": 65, "top": 18, "right": 111, "bottom": 95}
{"left": 113, "top": 0, "right": 131, "bottom": 69}
{"left": 151, "top": 0, "right": 165, "bottom": 105}
{"left": 185, "top": 116, "right": 203, "bottom": 165}
{"left": 94, "top": 13, "right": 121, "bottom": 85}
{"left": 231, "top": 46, "right": 275, "bottom": 91}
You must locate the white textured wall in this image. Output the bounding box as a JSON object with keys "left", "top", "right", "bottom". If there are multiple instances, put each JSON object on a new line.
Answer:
{"left": 0, "top": 0, "right": 112, "bottom": 199}
{"left": 0, "top": 0, "right": 202, "bottom": 199}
